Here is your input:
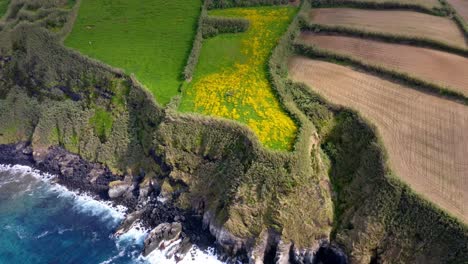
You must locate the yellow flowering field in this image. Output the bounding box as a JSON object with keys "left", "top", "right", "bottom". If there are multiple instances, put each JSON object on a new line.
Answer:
{"left": 179, "top": 7, "right": 298, "bottom": 150}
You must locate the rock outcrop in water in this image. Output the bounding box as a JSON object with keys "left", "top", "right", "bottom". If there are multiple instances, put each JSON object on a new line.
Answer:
{"left": 0, "top": 0, "right": 467, "bottom": 263}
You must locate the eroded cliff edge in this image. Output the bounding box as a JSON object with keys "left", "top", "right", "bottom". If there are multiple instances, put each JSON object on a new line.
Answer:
{"left": 0, "top": 0, "right": 467, "bottom": 263}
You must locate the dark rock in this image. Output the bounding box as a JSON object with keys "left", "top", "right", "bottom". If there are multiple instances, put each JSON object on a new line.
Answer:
{"left": 143, "top": 222, "right": 183, "bottom": 257}
{"left": 115, "top": 210, "right": 144, "bottom": 237}
{"left": 0, "top": 142, "right": 35, "bottom": 166}
{"left": 108, "top": 180, "right": 132, "bottom": 199}
{"left": 0, "top": 143, "right": 241, "bottom": 262}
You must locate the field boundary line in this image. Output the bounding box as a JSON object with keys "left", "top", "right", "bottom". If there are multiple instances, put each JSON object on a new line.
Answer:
{"left": 439, "top": 0, "right": 468, "bottom": 43}
{"left": 310, "top": 0, "right": 448, "bottom": 16}
{"left": 293, "top": 42, "right": 468, "bottom": 105}
{"left": 303, "top": 23, "right": 468, "bottom": 57}
{"left": 58, "top": 0, "right": 81, "bottom": 43}
{"left": 310, "top": 0, "right": 468, "bottom": 45}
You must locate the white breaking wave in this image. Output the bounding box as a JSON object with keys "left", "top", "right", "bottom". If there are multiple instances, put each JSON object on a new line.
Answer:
{"left": 0, "top": 164, "right": 223, "bottom": 264}
{"left": 0, "top": 164, "right": 127, "bottom": 225}
{"left": 117, "top": 221, "right": 149, "bottom": 246}
{"left": 141, "top": 242, "right": 222, "bottom": 264}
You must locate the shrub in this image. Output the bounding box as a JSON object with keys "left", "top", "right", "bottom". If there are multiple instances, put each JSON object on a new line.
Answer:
{"left": 89, "top": 107, "right": 113, "bottom": 143}
{"left": 202, "top": 16, "right": 250, "bottom": 38}
{"left": 206, "top": 0, "right": 289, "bottom": 9}
{"left": 183, "top": 4, "right": 207, "bottom": 81}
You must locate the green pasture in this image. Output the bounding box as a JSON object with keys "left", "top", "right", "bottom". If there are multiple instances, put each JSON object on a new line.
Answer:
{"left": 179, "top": 6, "right": 298, "bottom": 150}
{"left": 65, "top": 0, "right": 202, "bottom": 105}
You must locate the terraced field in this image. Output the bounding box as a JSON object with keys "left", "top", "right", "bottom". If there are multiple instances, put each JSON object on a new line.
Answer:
{"left": 288, "top": 57, "right": 468, "bottom": 222}
{"left": 447, "top": 0, "right": 468, "bottom": 22}
{"left": 310, "top": 8, "right": 466, "bottom": 48}
{"left": 65, "top": 0, "right": 201, "bottom": 105}
{"left": 334, "top": 0, "right": 441, "bottom": 9}
{"left": 179, "top": 7, "right": 298, "bottom": 150}
{"left": 298, "top": 33, "right": 468, "bottom": 96}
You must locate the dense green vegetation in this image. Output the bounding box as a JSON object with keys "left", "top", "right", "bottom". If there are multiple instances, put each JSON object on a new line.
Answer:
{"left": 206, "top": 0, "right": 289, "bottom": 9}
{"left": 1, "top": 0, "right": 467, "bottom": 262}
{"left": 89, "top": 107, "right": 113, "bottom": 143}
{"left": 179, "top": 6, "right": 298, "bottom": 150}
{"left": 65, "top": 0, "right": 202, "bottom": 105}
{"left": 202, "top": 16, "right": 250, "bottom": 38}
{"left": 0, "top": 0, "right": 9, "bottom": 17}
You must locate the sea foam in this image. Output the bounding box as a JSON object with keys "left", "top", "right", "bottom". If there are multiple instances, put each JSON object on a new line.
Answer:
{"left": 0, "top": 164, "right": 127, "bottom": 225}
{"left": 0, "top": 164, "right": 223, "bottom": 264}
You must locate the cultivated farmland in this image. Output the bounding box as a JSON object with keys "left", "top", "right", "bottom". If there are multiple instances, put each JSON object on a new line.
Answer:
{"left": 447, "top": 0, "right": 468, "bottom": 22}
{"left": 65, "top": 0, "right": 201, "bottom": 105}
{"left": 179, "top": 7, "right": 298, "bottom": 150}
{"left": 310, "top": 8, "right": 467, "bottom": 48}
{"left": 327, "top": 0, "right": 442, "bottom": 9}
{"left": 289, "top": 57, "right": 468, "bottom": 222}
{"left": 298, "top": 33, "right": 468, "bottom": 96}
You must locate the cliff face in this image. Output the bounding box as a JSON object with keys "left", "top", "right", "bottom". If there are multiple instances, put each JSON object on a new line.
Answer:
{"left": 0, "top": 1, "right": 467, "bottom": 263}
{"left": 0, "top": 4, "right": 335, "bottom": 262}
{"left": 288, "top": 82, "right": 468, "bottom": 264}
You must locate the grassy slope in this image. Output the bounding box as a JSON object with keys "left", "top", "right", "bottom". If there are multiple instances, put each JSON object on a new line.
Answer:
{"left": 0, "top": 0, "right": 9, "bottom": 17}
{"left": 179, "top": 6, "right": 298, "bottom": 150}
{"left": 65, "top": 0, "right": 201, "bottom": 105}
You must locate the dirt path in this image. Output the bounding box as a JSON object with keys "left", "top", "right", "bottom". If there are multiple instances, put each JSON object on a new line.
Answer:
{"left": 310, "top": 8, "right": 467, "bottom": 48}
{"left": 288, "top": 57, "right": 468, "bottom": 223}
{"left": 298, "top": 33, "right": 468, "bottom": 96}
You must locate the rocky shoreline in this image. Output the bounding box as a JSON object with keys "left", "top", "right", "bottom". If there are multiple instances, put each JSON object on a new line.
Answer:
{"left": 0, "top": 142, "right": 347, "bottom": 263}
{"left": 0, "top": 142, "right": 225, "bottom": 262}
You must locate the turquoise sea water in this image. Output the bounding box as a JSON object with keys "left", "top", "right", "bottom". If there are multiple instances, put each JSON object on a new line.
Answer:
{"left": 0, "top": 165, "right": 221, "bottom": 264}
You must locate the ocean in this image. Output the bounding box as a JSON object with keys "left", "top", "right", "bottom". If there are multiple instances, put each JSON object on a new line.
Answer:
{"left": 0, "top": 164, "right": 222, "bottom": 264}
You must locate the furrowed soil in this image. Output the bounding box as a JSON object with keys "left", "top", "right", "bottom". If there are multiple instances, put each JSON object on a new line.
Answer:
{"left": 447, "top": 0, "right": 468, "bottom": 22}
{"left": 288, "top": 57, "right": 468, "bottom": 223}
{"left": 298, "top": 33, "right": 468, "bottom": 96}
{"left": 309, "top": 8, "right": 467, "bottom": 48}
{"left": 338, "top": 0, "right": 441, "bottom": 9}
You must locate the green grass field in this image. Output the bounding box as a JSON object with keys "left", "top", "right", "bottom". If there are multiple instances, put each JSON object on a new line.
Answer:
{"left": 65, "top": 0, "right": 201, "bottom": 105}
{"left": 179, "top": 7, "right": 297, "bottom": 150}
{"left": 0, "top": 0, "right": 9, "bottom": 18}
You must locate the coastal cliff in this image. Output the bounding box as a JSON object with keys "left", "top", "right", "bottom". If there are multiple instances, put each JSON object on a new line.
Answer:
{"left": 0, "top": 0, "right": 467, "bottom": 263}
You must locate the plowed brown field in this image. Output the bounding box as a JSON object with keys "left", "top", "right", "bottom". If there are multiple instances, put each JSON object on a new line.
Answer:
{"left": 298, "top": 33, "right": 468, "bottom": 96}
{"left": 345, "top": 0, "right": 441, "bottom": 9}
{"left": 447, "top": 0, "right": 468, "bottom": 22}
{"left": 288, "top": 57, "right": 468, "bottom": 223}
{"left": 310, "top": 8, "right": 467, "bottom": 48}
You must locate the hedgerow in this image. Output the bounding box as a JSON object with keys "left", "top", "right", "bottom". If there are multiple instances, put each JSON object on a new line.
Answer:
{"left": 1, "top": 0, "right": 467, "bottom": 261}
{"left": 310, "top": 0, "right": 449, "bottom": 16}
{"left": 180, "top": 6, "right": 299, "bottom": 150}
{"left": 439, "top": 0, "right": 468, "bottom": 39}
{"left": 183, "top": 3, "right": 207, "bottom": 81}
{"left": 303, "top": 23, "right": 468, "bottom": 57}
{"left": 206, "top": 0, "right": 289, "bottom": 9}
{"left": 286, "top": 80, "right": 468, "bottom": 263}
{"left": 294, "top": 42, "right": 468, "bottom": 104}
{"left": 202, "top": 16, "right": 250, "bottom": 38}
